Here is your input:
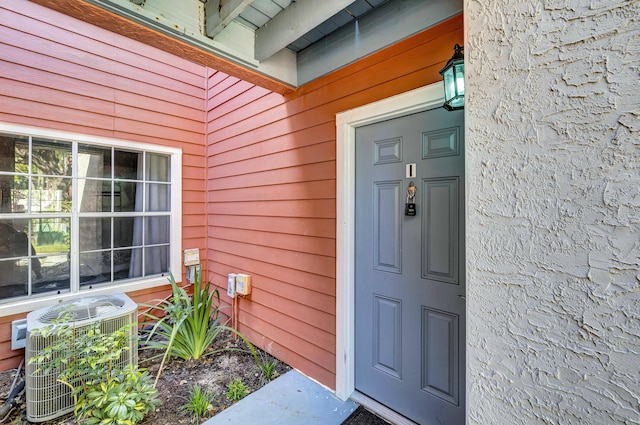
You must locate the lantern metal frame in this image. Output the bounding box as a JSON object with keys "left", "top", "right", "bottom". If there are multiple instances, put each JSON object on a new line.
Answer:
{"left": 439, "top": 44, "right": 465, "bottom": 111}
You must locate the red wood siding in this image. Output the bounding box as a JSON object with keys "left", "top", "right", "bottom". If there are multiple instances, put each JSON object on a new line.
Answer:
{"left": 206, "top": 15, "right": 464, "bottom": 389}
{"left": 0, "top": 0, "right": 207, "bottom": 370}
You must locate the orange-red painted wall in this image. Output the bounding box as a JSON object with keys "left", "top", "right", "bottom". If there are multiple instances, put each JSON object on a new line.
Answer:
{"left": 0, "top": 0, "right": 207, "bottom": 370}
{"left": 206, "top": 15, "right": 464, "bottom": 389}
{"left": 0, "top": 0, "right": 463, "bottom": 390}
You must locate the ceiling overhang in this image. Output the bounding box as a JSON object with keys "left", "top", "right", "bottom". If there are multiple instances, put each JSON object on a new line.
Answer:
{"left": 28, "top": 0, "right": 463, "bottom": 94}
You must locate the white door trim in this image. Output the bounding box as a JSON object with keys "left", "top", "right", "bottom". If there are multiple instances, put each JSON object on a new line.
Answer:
{"left": 335, "top": 82, "right": 446, "bottom": 400}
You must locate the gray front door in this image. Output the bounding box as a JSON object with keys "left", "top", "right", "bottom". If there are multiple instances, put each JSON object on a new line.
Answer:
{"left": 355, "top": 107, "right": 465, "bottom": 425}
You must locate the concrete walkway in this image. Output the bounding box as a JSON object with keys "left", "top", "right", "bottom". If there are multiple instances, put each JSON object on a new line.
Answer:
{"left": 204, "top": 370, "right": 358, "bottom": 425}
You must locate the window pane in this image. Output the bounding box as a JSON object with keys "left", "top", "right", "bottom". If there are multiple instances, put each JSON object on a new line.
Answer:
{"left": 0, "top": 175, "right": 28, "bottom": 213}
{"left": 146, "top": 153, "right": 169, "bottom": 182}
{"left": 32, "top": 138, "right": 72, "bottom": 176}
{"left": 114, "top": 217, "right": 135, "bottom": 248}
{"left": 145, "top": 216, "right": 170, "bottom": 245}
{"left": 0, "top": 133, "right": 28, "bottom": 173}
{"left": 145, "top": 246, "right": 169, "bottom": 276}
{"left": 115, "top": 181, "right": 138, "bottom": 212}
{"left": 80, "top": 251, "right": 111, "bottom": 287}
{"left": 32, "top": 254, "right": 70, "bottom": 295}
{"left": 146, "top": 183, "right": 170, "bottom": 211}
{"left": 114, "top": 150, "right": 140, "bottom": 180}
{"left": 79, "top": 217, "right": 111, "bottom": 251}
{"left": 78, "top": 144, "right": 112, "bottom": 178}
{"left": 114, "top": 248, "right": 140, "bottom": 280}
{"left": 34, "top": 218, "right": 70, "bottom": 255}
{"left": 0, "top": 219, "right": 30, "bottom": 258}
{"left": 32, "top": 176, "right": 72, "bottom": 213}
{"left": 0, "top": 259, "right": 28, "bottom": 300}
{"left": 78, "top": 179, "right": 112, "bottom": 213}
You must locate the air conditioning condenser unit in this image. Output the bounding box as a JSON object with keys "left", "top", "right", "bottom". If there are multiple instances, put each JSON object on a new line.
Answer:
{"left": 25, "top": 293, "right": 138, "bottom": 422}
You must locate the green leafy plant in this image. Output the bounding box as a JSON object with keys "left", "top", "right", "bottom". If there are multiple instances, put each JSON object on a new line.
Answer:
{"left": 180, "top": 384, "right": 214, "bottom": 423}
{"left": 256, "top": 351, "right": 279, "bottom": 383}
{"left": 29, "top": 317, "right": 160, "bottom": 425}
{"left": 141, "top": 271, "right": 226, "bottom": 362}
{"left": 225, "top": 378, "right": 249, "bottom": 403}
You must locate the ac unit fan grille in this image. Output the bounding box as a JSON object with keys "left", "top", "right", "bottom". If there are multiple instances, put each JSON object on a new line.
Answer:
{"left": 38, "top": 295, "right": 126, "bottom": 323}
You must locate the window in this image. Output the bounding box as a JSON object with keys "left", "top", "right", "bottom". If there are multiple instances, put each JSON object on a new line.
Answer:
{"left": 0, "top": 126, "right": 181, "bottom": 306}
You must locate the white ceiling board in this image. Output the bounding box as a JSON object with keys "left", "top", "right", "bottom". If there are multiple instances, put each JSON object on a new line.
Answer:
{"left": 205, "top": 0, "right": 256, "bottom": 38}
{"left": 254, "top": 0, "right": 355, "bottom": 61}
{"left": 296, "top": 0, "right": 463, "bottom": 85}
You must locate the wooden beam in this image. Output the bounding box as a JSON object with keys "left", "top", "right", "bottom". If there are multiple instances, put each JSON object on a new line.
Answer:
{"left": 29, "top": 0, "right": 295, "bottom": 94}
{"left": 255, "top": 0, "right": 353, "bottom": 62}
{"left": 205, "top": 0, "right": 255, "bottom": 38}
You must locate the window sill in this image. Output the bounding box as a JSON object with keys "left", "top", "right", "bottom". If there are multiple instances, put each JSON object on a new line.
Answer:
{"left": 0, "top": 275, "right": 176, "bottom": 317}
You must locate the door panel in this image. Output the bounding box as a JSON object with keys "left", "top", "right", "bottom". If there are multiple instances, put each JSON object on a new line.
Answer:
{"left": 422, "top": 307, "right": 459, "bottom": 404}
{"left": 422, "top": 178, "right": 459, "bottom": 283}
{"left": 373, "top": 295, "right": 402, "bottom": 378}
{"left": 355, "top": 107, "right": 465, "bottom": 425}
{"left": 373, "top": 181, "right": 402, "bottom": 273}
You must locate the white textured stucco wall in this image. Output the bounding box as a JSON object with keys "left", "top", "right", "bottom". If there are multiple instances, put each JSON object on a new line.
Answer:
{"left": 465, "top": 0, "right": 640, "bottom": 423}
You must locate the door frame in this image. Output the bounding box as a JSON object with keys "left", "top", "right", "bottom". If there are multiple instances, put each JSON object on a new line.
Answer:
{"left": 335, "top": 82, "right": 457, "bottom": 412}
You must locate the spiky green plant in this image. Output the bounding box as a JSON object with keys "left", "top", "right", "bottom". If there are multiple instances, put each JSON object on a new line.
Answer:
{"left": 180, "top": 384, "right": 215, "bottom": 423}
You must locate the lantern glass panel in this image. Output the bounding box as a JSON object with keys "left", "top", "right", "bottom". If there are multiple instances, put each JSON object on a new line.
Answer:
{"left": 443, "top": 67, "right": 456, "bottom": 101}
{"left": 454, "top": 63, "right": 465, "bottom": 96}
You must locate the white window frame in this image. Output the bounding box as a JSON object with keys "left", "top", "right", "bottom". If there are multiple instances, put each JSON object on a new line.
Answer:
{"left": 0, "top": 122, "right": 182, "bottom": 317}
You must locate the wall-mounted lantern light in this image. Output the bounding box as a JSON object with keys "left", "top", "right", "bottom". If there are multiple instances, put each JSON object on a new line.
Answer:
{"left": 439, "top": 44, "right": 465, "bottom": 111}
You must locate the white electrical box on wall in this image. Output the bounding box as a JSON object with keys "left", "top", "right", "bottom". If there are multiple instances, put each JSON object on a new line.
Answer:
{"left": 235, "top": 274, "right": 252, "bottom": 296}
{"left": 227, "top": 274, "right": 237, "bottom": 298}
{"left": 184, "top": 248, "right": 200, "bottom": 266}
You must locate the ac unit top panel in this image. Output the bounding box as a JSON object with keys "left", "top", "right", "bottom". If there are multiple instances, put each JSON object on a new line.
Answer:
{"left": 27, "top": 293, "right": 137, "bottom": 330}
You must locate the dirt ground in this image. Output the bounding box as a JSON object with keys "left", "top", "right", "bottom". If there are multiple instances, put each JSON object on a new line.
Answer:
{"left": 0, "top": 330, "right": 290, "bottom": 425}
{"left": 0, "top": 329, "right": 390, "bottom": 425}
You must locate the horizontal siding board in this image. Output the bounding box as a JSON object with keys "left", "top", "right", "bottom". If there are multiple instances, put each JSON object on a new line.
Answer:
{"left": 207, "top": 199, "right": 336, "bottom": 219}
{"left": 207, "top": 162, "right": 336, "bottom": 190}
{"left": 0, "top": 357, "right": 22, "bottom": 372}
{"left": 240, "top": 326, "right": 334, "bottom": 388}
{"left": 207, "top": 180, "right": 335, "bottom": 202}
{"left": 0, "top": 60, "right": 116, "bottom": 103}
{"left": 114, "top": 104, "right": 203, "bottom": 135}
{"left": 206, "top": 81, "right": 254, "bottom": 113}
{"left": 0, "top": 113, "right": 114, "bottom": 139}
{"left": 209, "top": 265, "right": 335, "bottom": 313}
{"left": 209, "top": 251, "right": 335, "bottom": 296}
{"left": 210, "top": 238, "right": 335, "bottom": 278}
{"left": 0, "top": 94, "right": 115, "bottom": 131}
{"left": 238, "top": 309, "right": 334, "bottom": 372}
{"left": 207, "top": 74, "right": 240, "bottom": 99}
{"left": 206, "top": 84, "right": 271, "bottom": 123}
{"left": 208, "top": 141, "right": 335, "bottom": 179}
{"left": 209, "top": 226, "right": 335, "bottom": 257}
{"left": 207, "top": 91, "right": 285, "bottom": 134}
{"left": 1, "top": 77, "right": 115, "bottom": 117}
{"left": 112, "top": 118, "right": 203, "bottom": 145}
{"left": 1, "top": 42, "right": 204, "bottom": 110}
{"left": 207, "top": 122, "right": 334, "bottom": 167}
{"left": 240, "top": 300, "right": 335, "bottom": 349}
{"left": 115, "top": 90, "right": 204, "bottom": 123}
{"left": 2, "top": 7, "right": 204, "bottom": 86}
{"left": 207, "top": 72, "right": 233, "bottom": 91}
{"left": 209, "top": 216, "right": 335, "bottom": 238}
{"left": 248, "top": 289, "right": 335, "bottom": 334}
